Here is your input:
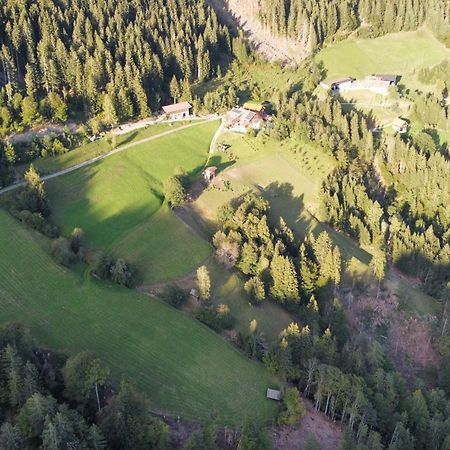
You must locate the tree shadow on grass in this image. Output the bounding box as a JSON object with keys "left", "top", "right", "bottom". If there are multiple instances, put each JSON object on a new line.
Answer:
{"left": 258, "top": 181, "right": 372, "bottom": 269}
{"left": 117, "top": 131, "right": 138, "bottom": 146}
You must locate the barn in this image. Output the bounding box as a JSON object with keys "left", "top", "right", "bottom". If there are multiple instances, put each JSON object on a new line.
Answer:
{"left": 162, "top": 102, "right": 192, "bottom": 120}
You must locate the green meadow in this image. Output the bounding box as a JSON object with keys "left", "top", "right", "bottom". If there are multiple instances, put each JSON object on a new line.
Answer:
{"left": 45, "top": 122, "right": 218, "bottom": 284}
{"left": 315, "top": 29, "right": 450, "bottom": 85}
{"left": 0, "top": 210, "right": 277, "bottom": 424}
{"left": 32, "top": 121, "right": 191, "bottom": 175}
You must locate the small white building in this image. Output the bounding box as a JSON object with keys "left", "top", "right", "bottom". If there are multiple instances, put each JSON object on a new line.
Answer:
{"left": 392, "top": 118, "right": 409, "bottom": 134}
{"left": 162, "top": 102, "right": 192, "bottom": 120}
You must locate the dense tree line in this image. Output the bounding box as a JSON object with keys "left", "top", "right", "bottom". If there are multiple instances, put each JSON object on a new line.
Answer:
{"left": 212, "top": 192, "right": 450, "bottom": 448}
{"left": 0, "top": 323, "right": 170, "bottom": 449}
{"left": 0, "top": 0, "right": 231, "bottom": 136}
{"left": 213, "top": 193, "right": 341, "bottom": 309}
{"left": 265, "top": 319, "right": 450, "bottom": 449}
{"left": 258, "top": 0, "right": 450, "bottom": 51}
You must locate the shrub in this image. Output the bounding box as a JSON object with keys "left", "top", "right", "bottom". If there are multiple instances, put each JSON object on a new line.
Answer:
{"left": 110, "top": 258, "right": 135, "bottom": 287}
{"left": 164, "top": 175, "right": 186, "bottom": 207}
{"left": 278, "top": 387, "right": 305, "bottom": 426}
{"left": 161, "top": 284, "right": 188, "bottom": 308}
{"left": 92, "top": 252, "right": 114, "bottom": 279}
{"left": 51, "top": 237, "right": 76, "bottom": 266}
{"left": 195, "top": 304, "right": 234, "bottom": 332}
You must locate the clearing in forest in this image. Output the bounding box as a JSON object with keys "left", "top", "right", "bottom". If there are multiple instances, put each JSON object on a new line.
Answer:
{"left": 0, "top": 210, "right": 277, "bottom": 424}
{"left": 45, "top": 121, "right": 219, "bottom": 284}
{"left": 315, "top": 29, "right": 450, "bottom": 88}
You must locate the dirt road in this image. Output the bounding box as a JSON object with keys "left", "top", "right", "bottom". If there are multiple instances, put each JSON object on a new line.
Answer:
{"left": 0, "top": 118, "right": 221, "bottom": 196}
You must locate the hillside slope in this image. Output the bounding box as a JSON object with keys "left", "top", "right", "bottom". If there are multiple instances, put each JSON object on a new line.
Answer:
{"left": 206, "top": 0, "right": 308, "bottom": 63}
{"left": 0, "top": 210, "right": 276, "bottom": 424}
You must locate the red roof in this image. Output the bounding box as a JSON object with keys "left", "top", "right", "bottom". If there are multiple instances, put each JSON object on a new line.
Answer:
{"left": 162, "top": 102, "right": 192, "bottom": 114}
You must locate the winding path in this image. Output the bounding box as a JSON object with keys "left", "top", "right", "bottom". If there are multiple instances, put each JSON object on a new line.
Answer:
{"left": 0, "top": 117, "right": 221, "bottom": 196}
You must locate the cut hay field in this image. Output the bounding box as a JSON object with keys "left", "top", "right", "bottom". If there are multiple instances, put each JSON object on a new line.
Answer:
{"left": 315, "top": 29, "right": 450, "bottom": 86}
{"left": 0, "top": 210, "right": 277, "bottom": 424}
{"left": 45, "top": 121, "right": 219, "bottom": 284}
{"left": 24, "top": 121, "right": 192, "bottom": 176}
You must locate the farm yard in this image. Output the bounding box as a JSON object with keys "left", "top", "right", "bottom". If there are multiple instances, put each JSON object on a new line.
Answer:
{"left": 0, "top": 210, "right": 277, "bottom": 424}
{"left": 315, "top": 29, "right": 450, "bottom": 88}
{"left": 44, "top": 121, "right": 218, "bottom": 284}
{"left": 315, "top": 29, "right": 450, "bottom": 130}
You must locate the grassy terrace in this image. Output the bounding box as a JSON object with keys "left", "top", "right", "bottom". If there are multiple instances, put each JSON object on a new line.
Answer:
{"left": 30, "top": 121, "right": 192, "bottom": 175}
{"left": 45, "top": 121, "right": 218, "bottom": 284}
{"left": 0, "top": 210, "right": 277, "bottom": 424}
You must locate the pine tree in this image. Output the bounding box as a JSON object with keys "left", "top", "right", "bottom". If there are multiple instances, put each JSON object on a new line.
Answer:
{"left": 270, "top": 246, "right": 299, "bottom": 302}
{"left": 169, "top": 75, "right": 181, "bottom": 104}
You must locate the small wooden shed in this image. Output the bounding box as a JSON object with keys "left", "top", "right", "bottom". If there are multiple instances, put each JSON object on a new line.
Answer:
{"left": 203, "top": 166, "right": 217, "bottom": 182}
{"left": 266, "top": 388, "right": 282, "bottom": 401}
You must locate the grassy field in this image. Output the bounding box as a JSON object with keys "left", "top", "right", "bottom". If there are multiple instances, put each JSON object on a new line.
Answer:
{"left": 315, "top": 29, "right": 450, "bottom": 87}
{"left": 0, "top": 210, "right": 277, "bottom": 424}
{"left": 45, "top": 122, "right": 218, "bottom": 284}
{"left": 25, "top": 121, "right": 192, "bottom": 176}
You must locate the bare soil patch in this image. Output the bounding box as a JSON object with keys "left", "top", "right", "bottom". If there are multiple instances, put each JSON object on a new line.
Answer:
{"left": 6, "top": 122, "right": 78, "bottom": 144}
{"left": 272, "top": 399, "right": 343, "bottom": 450}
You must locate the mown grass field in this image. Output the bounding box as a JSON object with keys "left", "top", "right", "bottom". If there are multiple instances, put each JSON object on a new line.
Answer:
{"left": 45, "top": 122, "right": 218, "bottom": 284}
{"left": 24, "top": 121, "right": 192, "bottom": 176}
{"left": 0, "top": 210, "right": 277, "bottom": 424}
{"left": 315, "top": 29, "right": 450, "bottom": 86}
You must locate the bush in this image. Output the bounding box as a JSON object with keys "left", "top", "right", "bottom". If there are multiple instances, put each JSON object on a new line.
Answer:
{"left": 11, "top": 209, "right": 59, "bottom": 238}
{"left": 161, "top": 284, "right": 188, "bottom": 308}
{"left": 110, "top": 258, "right": 135, "bottom": 287}
{"left": 51, "top": 237, "right": 76, "bottom": 266}
{"left": 195, "top": 304, "right": 234, "bottom": 332}
{"left": 278, "top": 387, "right": 305, "bottom": 426}
{"left": 92, "top": 252, "right": 114, "bottom": 279}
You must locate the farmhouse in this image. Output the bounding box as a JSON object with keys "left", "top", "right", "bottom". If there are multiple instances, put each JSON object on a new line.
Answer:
{"left": 162, "top": 102, "right": 192, "bottom": 120}
{"left": 392, "top": 118, "right": 409, "bottom": 134}
{"left": 266, "top": 388, "right": 282, "bottom": 401}
{"left": 225, "top": 104, "right": 269, "bottom": 133}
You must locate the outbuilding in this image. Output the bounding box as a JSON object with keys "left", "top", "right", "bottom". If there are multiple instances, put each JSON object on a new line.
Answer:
{"left": 203, "top": 166, "right": 217, "bottom": 183}
{"left": 369, "top": 74, "right": 400, "bottom": 85}
{"left": 266, "top": 388, "right": 282, "bottom": 401}
{"left": 392, "top": 118, "right": 409, "bottom": 134}
{"left": 330, "top": 77, "right": 355, "bottom": 92}
{"left": 162, "top": 102, "right": 192, "bottom": 120}
{"left": 243, "top": 101, "right": 265, "bottom": 113}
